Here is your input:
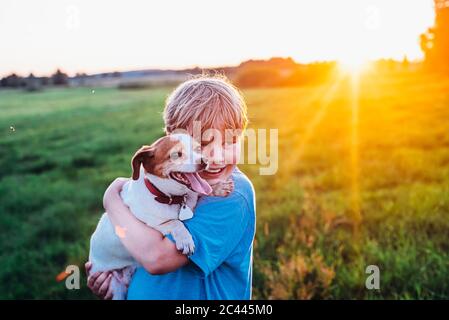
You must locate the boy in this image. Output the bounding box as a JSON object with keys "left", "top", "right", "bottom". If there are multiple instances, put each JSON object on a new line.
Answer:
{"left": 86, "top": 75, "right": 256, "bottom": 299}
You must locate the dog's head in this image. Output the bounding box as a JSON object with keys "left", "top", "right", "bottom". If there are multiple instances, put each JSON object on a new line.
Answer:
{"left": 131, "top": 133, "right": 212, "bottom": 195}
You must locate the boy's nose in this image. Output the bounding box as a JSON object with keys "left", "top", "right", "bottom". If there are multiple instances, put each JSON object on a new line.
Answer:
{"left": 206, "top": 145, "right": 225, "bottom": 165}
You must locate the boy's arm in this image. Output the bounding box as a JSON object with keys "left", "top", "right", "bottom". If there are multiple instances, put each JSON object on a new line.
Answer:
{"left": 102, "top": 178, "right": 189, "bottom": 274}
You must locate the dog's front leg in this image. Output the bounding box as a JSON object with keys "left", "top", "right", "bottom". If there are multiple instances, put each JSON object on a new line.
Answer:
{"left": 154, "top": 220, "right": 195, "bottom": 256}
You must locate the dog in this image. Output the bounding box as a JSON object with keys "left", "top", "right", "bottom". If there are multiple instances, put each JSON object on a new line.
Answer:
{"left": 89, "top": 133, "right": 233, "bottom": 299}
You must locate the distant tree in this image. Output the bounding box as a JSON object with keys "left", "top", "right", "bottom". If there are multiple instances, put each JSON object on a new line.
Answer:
{"left": 41, "top": 77, "right": 51, "bottom": 86}
{"left": 239, "top": 57, "right": 297, "bottom": 71}
{"left": 402, "top": 55, "right": 410, "bottom": 69}
{"left": 420, "top": 0, "right": 449, "bottom": 72}
{"left": 283, "top": 62, "right": 337, "bottom": 87}
{"left": 74, "top": 72, "right": 88, "bottom": 86}
{"left": 233, "top": 58, "right": 337, "bottom": 88}
{"left": 0, "top": 73, "right": 25, "bottom": 88}
{"left": 25, "top": 73, "right": 42, "bottom": 92}
{"left": 234, "top": 67, "right": 283, "bottom": 88}
{"left": 51, "top": 69, "right": 69, "bottom": 86}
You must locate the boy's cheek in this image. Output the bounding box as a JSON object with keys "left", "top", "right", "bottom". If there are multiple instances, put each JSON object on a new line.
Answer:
{"left": 224, "top": 142, "right": 241, "bottom": 165}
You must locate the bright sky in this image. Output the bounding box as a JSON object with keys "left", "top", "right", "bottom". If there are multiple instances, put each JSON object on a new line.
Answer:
{"left": 0, "top": 0, "right": 435, "bottom": 77}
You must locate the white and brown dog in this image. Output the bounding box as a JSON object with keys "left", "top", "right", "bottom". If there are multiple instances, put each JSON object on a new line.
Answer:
{"left": 89, "top": 133, "right": 233, "bottom": 299}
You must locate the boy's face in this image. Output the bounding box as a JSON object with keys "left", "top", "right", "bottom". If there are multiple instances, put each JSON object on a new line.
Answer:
{"left": 196, "top": 127, "right": 241, "bottom": 186}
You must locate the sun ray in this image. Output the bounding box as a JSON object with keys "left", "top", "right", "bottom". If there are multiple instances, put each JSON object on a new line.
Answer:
{"left": 349, "top": 72, "right": 362, "bottom": 230}
{"left": 275, "top": 72, "right": 346, "bottom": 189}
{"left": 291, "top": 72, "right": 346, "bottom": 162}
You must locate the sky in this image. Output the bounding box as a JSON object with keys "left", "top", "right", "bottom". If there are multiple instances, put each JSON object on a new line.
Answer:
{"left": 0, "top": 0, "right": 436, "bottom": 77}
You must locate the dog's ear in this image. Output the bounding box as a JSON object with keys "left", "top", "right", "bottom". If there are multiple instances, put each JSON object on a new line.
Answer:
{"left": 131, "top": 145, "right": 155, "bottom": 180}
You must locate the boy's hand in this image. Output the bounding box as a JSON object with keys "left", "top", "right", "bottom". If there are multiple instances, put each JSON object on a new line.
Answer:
{"left": 85, "top": 262, "right": 113, "bottom": 300}
{"left": 210, "top": 178, "right": 234, "bottom": 197}
{"left": 103, "top": 177, "right": 129, "bottom": 212}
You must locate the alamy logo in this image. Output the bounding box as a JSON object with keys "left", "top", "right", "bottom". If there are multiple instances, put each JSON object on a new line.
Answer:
{"left": 56, "top": 265, "right": 80, "bottom": 290}
{"left": 365, "top": 265, "right": 380, "bottom": 290}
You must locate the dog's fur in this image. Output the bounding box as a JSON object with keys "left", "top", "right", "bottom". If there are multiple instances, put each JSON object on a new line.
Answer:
{"left": 89, "top": 133, "right": 233, "bottom": 299}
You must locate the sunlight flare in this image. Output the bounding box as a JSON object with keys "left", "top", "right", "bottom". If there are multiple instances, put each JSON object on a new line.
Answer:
{"left": 349, "top": 72, "right": 362, "bottom": 229}
{"left": 338, "top": 57, "right": 370, "bottom": 75}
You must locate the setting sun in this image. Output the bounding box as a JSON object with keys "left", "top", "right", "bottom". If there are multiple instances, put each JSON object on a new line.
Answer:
{"left": 337, "top": 56, "right": 370, "bottom": 74}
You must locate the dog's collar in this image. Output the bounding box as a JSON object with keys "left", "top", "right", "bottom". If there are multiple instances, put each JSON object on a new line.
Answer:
{"left": 144, "top": 178, "right": 186, "bottom": 205}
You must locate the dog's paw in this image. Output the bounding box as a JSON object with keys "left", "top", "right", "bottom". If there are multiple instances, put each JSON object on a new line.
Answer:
{"left": 211, "top": 178, "right": 234, "bottom": 197}
{"left": 171, "top": 223, "right": 195, "bottom": 256}
{"left": 174, "top": 233, "right": 195, "bottom": 256}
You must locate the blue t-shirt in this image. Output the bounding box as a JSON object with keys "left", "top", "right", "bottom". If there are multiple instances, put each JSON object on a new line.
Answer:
{"left": 127, "top": 167, "right": 256, "bottom": 300}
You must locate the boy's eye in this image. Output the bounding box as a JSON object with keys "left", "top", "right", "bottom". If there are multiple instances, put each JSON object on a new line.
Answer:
{"left": 224, "top": 136, "right": 238, "bottom": 145}
{"left": 201, "top": 139, "right": 213, "bottom": 147}
{"left": 201, "top": 135, "right": 214, "bottom": 147}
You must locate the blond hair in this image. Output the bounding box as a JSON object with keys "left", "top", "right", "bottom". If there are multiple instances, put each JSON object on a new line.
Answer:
{"left": 163, "top": 74, "right": 248, "bottom": 134}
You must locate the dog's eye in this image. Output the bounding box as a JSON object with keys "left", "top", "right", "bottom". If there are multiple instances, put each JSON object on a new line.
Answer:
{"left": 170, "top": 151, "right": 182, "bottom": 160}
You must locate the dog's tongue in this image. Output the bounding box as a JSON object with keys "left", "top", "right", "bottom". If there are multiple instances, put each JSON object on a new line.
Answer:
{"left": 183, "top": 172, "right": 212, "bottom": 195}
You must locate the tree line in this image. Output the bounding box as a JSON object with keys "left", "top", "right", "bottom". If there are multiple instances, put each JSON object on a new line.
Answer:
{"left": 420, "top": 0, "right": 449, "bottom": 72}
{"left": 0, "top": 69, "right": 69, "bottom": 91}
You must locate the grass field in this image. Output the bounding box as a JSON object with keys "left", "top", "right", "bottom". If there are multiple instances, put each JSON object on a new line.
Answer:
{"left": 1, "top": 71, "right": 448, "bottom": 299}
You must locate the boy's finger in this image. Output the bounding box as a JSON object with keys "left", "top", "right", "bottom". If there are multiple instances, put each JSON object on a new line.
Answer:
{"left": 93, "top": 272, "right": 110, "bottom": 292}
{"left": 104, "top": 286, "right": 114, "bottom": 300}
{"left": 87, "top": 271, "right": 100, "bottom": 288}
{"left": 98, "top": 274, "right": 112, "bottom": 298}
{"left": 85, "top": 262, "right": 92, "bottom": 275}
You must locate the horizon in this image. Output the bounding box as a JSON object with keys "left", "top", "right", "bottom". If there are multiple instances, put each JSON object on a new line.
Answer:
{"left": 0, "top": 55, "right": 424, "bottom": 79}
{"left": 1, "top": 0, "right": 435, "bottom": 78}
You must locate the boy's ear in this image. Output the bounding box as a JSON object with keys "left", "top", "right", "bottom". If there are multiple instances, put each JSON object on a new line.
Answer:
{"left": 131, "top": 146, "right": 155, "bottom": 180}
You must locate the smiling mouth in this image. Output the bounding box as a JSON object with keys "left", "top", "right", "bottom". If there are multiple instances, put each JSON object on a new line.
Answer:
{"left": 169, "top": 171, "right": 212, "bottom": 195}
{"left": 203, "top": 167, "right": 226, "bottom": 175}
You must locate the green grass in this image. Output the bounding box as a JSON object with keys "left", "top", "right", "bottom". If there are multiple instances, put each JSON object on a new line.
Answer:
{"left": 0, "top": 72, "right": 448, "bottom": 299}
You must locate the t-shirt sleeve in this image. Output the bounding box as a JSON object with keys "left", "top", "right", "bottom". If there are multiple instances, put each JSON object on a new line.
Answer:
{"left": 167, "top": 193, "right": 251, "bottom": 277}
